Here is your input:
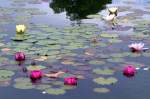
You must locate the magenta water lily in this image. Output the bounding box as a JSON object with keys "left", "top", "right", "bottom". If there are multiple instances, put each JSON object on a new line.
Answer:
{"left": 123, "top": 65, "right": 136, "bottom": 77}
{"left": 64, "top": 77, "right": 77, "bottom": 85}
{"left": 30, "top": 70, "right": 43, "bottom": 81}
{"left": 15, "top": 52, "right": 25, "bottom": 61}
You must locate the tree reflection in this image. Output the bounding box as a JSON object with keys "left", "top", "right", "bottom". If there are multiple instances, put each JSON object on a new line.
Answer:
{"left": 49, "top": 0, "right": 112, "bottom": 21}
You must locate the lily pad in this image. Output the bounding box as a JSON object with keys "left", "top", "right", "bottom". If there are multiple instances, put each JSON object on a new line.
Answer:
{"left": 93, "top": 77, "right": 118, "bottom": 85}
{"left": 89, "top": 60, "right": 105, "bottom": 65}
{"left": 93, "top": 68, "right": 115, "bottom": 75}
{"left": 27, "top": 65, "right": 47, "bottom": 71}
{"left": 14, "top": 82, "right": 35, "bottom": 89}
{"left": 0, "top": 70, "right": 15, "bottom": 78}
{"left": 45, "top": 88, "right": 66, "bottom": 95}
{"left": 94, "top": 88, "right": 110, "bottom": 93}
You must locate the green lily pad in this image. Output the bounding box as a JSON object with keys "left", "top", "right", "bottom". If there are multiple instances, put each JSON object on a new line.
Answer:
{"left": 0, "top": 70, "right": 15, "bottom": 78}
{"left": 14, "top": 82, "right": 35, "bottom": 89}
{"left": 100, "top": 33, "right": 119, "bottom": 38}
{"left": 93, "top": 68, "right": 115, "bottom": 75}
{"left": 14, "top": 77, "right": 30, "bottom": 83}
{"left": 87, "top": 14, "right": 101, "bottom": 19}
{"left": 45, "top": 88, "right": 66, "bottom": 95}
{"left": 61, "top": 85, "right": 76, "bottom": 90}
{"left": 89, "top": 60, "right": 105, "bottom": 65}
{"left": 94, "top": 88, "right": 110, "bottom": 93}
{"left": 35, "top": 84, "right": 52, "bottom": 90}
{"left": 27, "top": 65, "right": 47, "bottom": 71}
{"left": 93, "top": 77, "right": 118, "bottom": 85}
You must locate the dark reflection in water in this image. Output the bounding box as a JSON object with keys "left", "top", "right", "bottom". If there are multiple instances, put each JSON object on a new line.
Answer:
{"left": 49, "top": 0, "right": 112, "bottom": 21}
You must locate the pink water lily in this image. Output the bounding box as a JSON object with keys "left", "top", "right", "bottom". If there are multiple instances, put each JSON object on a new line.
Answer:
{"left": 123, "top": 65, "right": 136, "bottom": 77}
{"left": 128, "top": 43, "right": 148, "bottom": 52}
{"left": 64, "top": 77, "right": 77, "bottom": 85}
{"left": 15, "top": 52, "right": 25, "bottom": 61}
{"left": 30, "top": 70, "right": 42, "bottom": 81}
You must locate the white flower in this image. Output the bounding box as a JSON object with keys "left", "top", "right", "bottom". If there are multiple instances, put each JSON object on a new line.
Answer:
{"left": 108, "top": 7, "right": 118, "bottom": 16}
{"left": 128, "top": 42, "right": 148, "bottom": 52}
{"left": 103, "top": 14, "right": 116, "bottom": 21}
{"left": 16, "top": 24, "right": 26, "bottom": 33}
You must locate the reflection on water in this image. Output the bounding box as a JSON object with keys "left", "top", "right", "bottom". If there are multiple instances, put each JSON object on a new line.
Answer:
{"left": 49, "top": 0, "right": 112, "bottom": 21}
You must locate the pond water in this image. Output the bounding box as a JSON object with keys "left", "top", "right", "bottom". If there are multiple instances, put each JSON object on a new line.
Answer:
{"left": 0, "top": 0, "right": 150, "bottom": 99}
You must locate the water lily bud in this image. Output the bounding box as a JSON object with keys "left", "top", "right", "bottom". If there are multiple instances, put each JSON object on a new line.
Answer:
{"left": 108, "top": 7, "right": 118, "bottom": 16}
{"left": 16, "top": 24, "right": 26, "bottom": 33}
{"left": 15, "top": 52, "right": 25, "bottom": 61}
{"left": 123, "top": 65, "right": 136, "bottom": 77}
{"left": 64, "top": 77, "right": 77, "bottom": 85}
{"left": 30, "top": 70, "right": 42, "bottom": 81}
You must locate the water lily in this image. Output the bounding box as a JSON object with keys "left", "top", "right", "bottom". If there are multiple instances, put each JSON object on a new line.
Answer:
{"left": 128, "top": 42, "right": 148, "bottom": 52}
{"left": 16, "top": 24, "right": 26, "bottom": 33}
{"left": 108, "top": 7, "right": 118, "bottom": 16}
{"left": 30, "top": 70, "right": 42, "bottom": 81}
{"left": 103, "top": 14, "right": 117, "bottom": 26}
{"left": 64, "top": 77, "right": 77, "bottom": 85}
{"left": 123, "top": 65, "right": 136, "bottom": 77}
{"left": 15, "top": 52, "right": 25, "bottom": 61}
{"left": 103, "top": 14, "right": 116, "bottom": 21}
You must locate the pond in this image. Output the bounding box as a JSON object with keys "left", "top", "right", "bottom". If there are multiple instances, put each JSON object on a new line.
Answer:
{"left": 0, "top": 0, "right": 150, "bottom": 99}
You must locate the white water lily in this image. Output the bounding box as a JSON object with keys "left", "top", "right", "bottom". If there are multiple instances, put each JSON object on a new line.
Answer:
{"left": 108, "top": 7, "right": 118, "bottom": 16}
{"left": 16, "top": 24, "right": 26, "bottom": 33}
{"left": 103, "top": 14, "right": 117, "bottom": 26}
{"left": 128, "top": 42, "right": 149, "bottom": 52}
{"left": 103, "top": 14, "right": 116, "bottom": 21}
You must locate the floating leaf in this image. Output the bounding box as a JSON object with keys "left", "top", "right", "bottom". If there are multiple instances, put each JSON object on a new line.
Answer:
{"left": 0, "top": 70, "right": 15, "bottom": 78}
{"left": 100, "top": 33, "right": 119, "bottom": 38}
{"left": 35, "top": 84, "right": 52, "bottom": 90}
{"left": 89, "top": 60, "right": 105, "bottom": 65}
{"left": 27, "top": 65, "right": 47, "bottom": 71}
{"left": 14, "top": 77, "right": 30, "bottom": 83}
{"left": 45, "top": 88, "right": 66, "bottom": 95}
{"left": 14, "top": 82, "right": 35, "bottom": 89}
{"left": 93, "top": 68, "right": 115, "bottom": 75}
{"left": 93, "top": 77, "right": 118, "bottom": 85}
{"left": 94, "top": 88, "right": 110, "bottom": 93}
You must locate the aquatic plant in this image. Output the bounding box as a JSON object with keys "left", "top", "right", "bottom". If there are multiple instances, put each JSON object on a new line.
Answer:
{"left": 103, "top": 14, "right": 116, "bottom": 21}
{"left": 123, "top": 65, "right": 136, "bottom": 77}
{"left": 128, "top": 43, "right": 148, "bottom": 52}
{"left": 16, "top": 24, "right": 26, "bottom": 33}
{"left": 108, "top": 7, "right": 118, "bottom": 16}
{"left": 15, "top": 52, "right": 25, "bottom": 61}
{"left": 64, "top": 77, "right": 77, "bottom": 85}
{"left": 30, "top": 70, "right": 42, "bottom": 81}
